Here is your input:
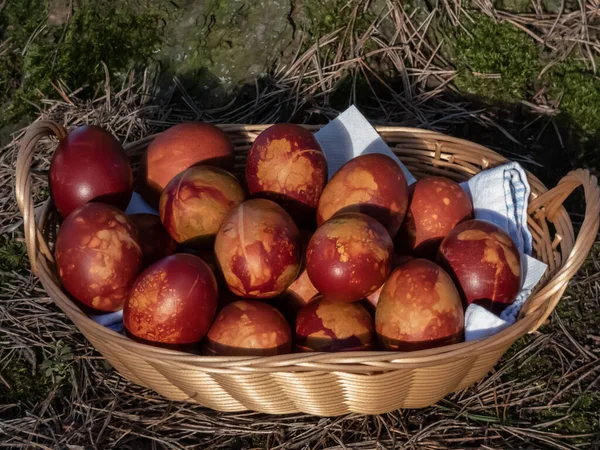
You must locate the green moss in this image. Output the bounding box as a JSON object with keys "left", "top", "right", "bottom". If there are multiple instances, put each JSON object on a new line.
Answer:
{"left": 24, "top": 0, "right": 162, "bottom": 98}
{"left": 0, "top": 0, "right": 163, "bottom": 126}
{"left": 0, "top": 236, "right": 27, "bottom": 276}
{"left": 0, "top": 358, "right": 52, "bottom": 405}
{"left": 453, "top": 16, "right": 540, "bottom": 102}
{"left": 494, "top": 0, "right": 533, "bottom": 12}
{"left": 545, "top": 60, "right": 600, "bottom": 135}
{"left": 300, "top": 0, "right": 377, "bottom": 41}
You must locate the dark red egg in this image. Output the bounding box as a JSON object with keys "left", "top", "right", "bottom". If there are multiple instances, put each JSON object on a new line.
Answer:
{"left": 159, "top": 166, "right": 245, "bottom": 247}
{"left": 124, "top": 254, "right": 218, "bottom": 345}
{"left": 245, "top": 123, "right": 327, "bottom": 226}
{"left": 317, "top": 153, "right": 409, "bottom": 237}
{"left": 139, "top": 122, "right": 234, "bottom": 205}
{"left": 397, "top": 177, "right": 473, "bottom": 257}
{"left": 438, "top": 219, "right": 521, "bottom": 313}
{"left": 214, "top": 199, "right": 301, "bottom": 298}
{"left": 365, "top": 253, "right": 414, "bottom": 308}
{"left": 129, "top": 214, "right": 177, "bottom": 267}
{"left": 376, "top": 259, "right": 464, "bottom": 350}
{"left": 306, "top": 213, "right": 393, "bottom": 302}
{"left": 50, "top": 125, "right": 132, "bottom": 218}
{"left": 295, "top": 296, "right": 374, "bottom": 352}
{"left": 204, "top": 300, "right": 292, "bottom": 356}
{"left": 54, "top": 203, "right": 142, "bottom": 312}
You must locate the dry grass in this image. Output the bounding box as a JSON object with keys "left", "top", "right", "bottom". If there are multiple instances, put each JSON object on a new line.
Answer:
{"left": 1, "top": 1, "right": 599, "bottom": 448}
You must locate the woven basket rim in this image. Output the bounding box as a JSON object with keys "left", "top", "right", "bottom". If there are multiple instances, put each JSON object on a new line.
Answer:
{"left": 15, "top": 120, "right": 600, "bottom": 372}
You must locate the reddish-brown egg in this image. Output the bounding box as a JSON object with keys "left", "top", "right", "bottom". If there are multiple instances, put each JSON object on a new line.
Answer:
{"left": 214, "top": 199, "right": 301, "bottom": 298}
{"left": 397, "top": 177, "right": 473, "bottom": 257}
{"left": 129, "top": 214, "right": 177, "bottom": 267}
{"left": 55, "top": 203, "right": 142, "bottom": 312}
{"left": 295, "top": 296, "right": 374, "bottom": 352}
{"left": 376, "top": 259, "right": 464, "bottom": 351}
{"left": 245, "top": 123, "right": 327, "bottom": 226}
{"left": 274, "top": 230, "right": 319, "bottom": 322}
{"left": 438, "top": 219, "right": 521, "bottom": 313}
{"left": 50, "top": 125, "right": 133, "bottom": 218}
{"left": 365, "top": 253, "right": 414, "bottom": 308}
{"left": 204, "top": 300, "right": 292, "bottom": 356}
{"left": 306, "top": 213, "right": 393, "bottom": 302}
{"left": 159, "top": 166, "right": 246, "bottom": 247}
{"left": 317, "top": 153, "right": 409, "bottom": 237}
{"left": 139, "top": 122, "right": 234, "bottom": 205}
{"left": 124, "top": 254, "right": 218, "bottom": 345}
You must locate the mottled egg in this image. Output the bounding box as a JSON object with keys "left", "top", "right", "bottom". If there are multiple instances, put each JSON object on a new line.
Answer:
{"left": 295, "top": 296, "right": 374, "bottom": 352}
{"left": 204, "top": 300, "right": 292, "bottom": 356}
{"left": 124, "top": 254, "right": 218, "bottom": 345}
{"left": 129, "top": 213, "right": 177, "bottom": 267}
{"left": 245, "top": 123, "right": 327, "bottom": 226}
{"left": 50, "top": 125, "right": 133, "bottom": 218}
{"left": 317, "top": 153, "right": 409, "bottom": 237}
{"left": 55, "top": 203, "right": 142, "bottom": 312}
{"left": 397, "top": 177, "right": 473, "bottom": 257}
{"left": 376, "top": 259, "right": 464, "bottom": 350}
{"left": 365, "top": 253, "right": 414, "bottom": 308}
{"left": 214, "top": 199, "right": 301, "bottom": 298}
{"left": 139, "top": 122, "right": 234, "bottom": 205}
{"left": 306, "top": 212, "right": 393, "bottom": 302}
{"left": 438, "top": 219, "right": 521, "bottom": 313}
{"left": 159, "top": 166, "right": 246, "bottom": 247}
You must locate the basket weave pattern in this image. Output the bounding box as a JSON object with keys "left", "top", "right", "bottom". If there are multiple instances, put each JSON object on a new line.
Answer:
{"left": 15, "top": 120, "right": 600, "bottom": 416}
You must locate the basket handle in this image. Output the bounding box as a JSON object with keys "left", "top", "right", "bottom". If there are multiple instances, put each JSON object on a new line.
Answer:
{"left": 15, "top": 120, "right": 68, "bottom": 274}
{"left": 522, "top": 169, "right": 600, "bottom": 330}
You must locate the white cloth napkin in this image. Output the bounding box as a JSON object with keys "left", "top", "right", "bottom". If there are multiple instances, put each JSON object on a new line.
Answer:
{"left": 125, "top": 191, "right": 159, "bottom": 216}
{"left": 315, "top": 106, "right": 548, "bottom": 342}
{"left": 88, "top": 310, "right": 124, "bottom": 334}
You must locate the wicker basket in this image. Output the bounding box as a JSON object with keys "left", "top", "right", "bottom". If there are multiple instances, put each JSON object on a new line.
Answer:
{"left": 15, "top": 120, "right": 600, "bottom": 416}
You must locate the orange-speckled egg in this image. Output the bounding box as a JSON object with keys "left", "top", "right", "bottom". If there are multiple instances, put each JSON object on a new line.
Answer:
{"left": 397, "top": 177, "right": 473, "bottom": 257}
{"left": 214, "top": 199, "right": 301, "bottom": 298}
{"left": 365, "top": 253, "right": 414, "bottom": 308}
{"left": 159, "top": 166, "right": 246, "bottom": 247}
{"left": 129, "top": 213, "right": 177, "bottom": 267}
{"left": 438, "top": 219, "right": 521, "bottom": 313}
{"left": 295, "top": 296, "right": 374, "bottom": 352}
{"left": 124, "top": 254, "right": 218, "bottom": 345}
{"left": 204, "top": 300, "right": 292, "bottom": 356}
{"left": 376, "top": 259, "right": 464, "bottom": 350}
{"left": 139, "top": 122, "right": 234, "bottom": 206}
{"left": 306, "top": 212, "right": 393, "bottom": 302}
{"left": 245, "top": 123, "right": 327, "bottom": 226}
{"left": 55, "top": 203, "right": 143, "bottom": 312}
{"left": 317, "top": 153, "right": 409, "bottom": 237}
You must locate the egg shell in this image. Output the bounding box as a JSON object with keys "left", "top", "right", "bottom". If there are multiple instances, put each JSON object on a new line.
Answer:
{"left": 365, "top": 253, "right": 414, "bottom": 308}
{"left": 139, "top": 122, "right": 234, "bottom": 206}
{"left": 55, "top": 203, "right": 143, "bottom": 312}
{"left": 159, "top": 166, "right": 246, "bottom": 247}
{"left": 376, "top": 258, "right": 464, "bottom": 351}
{"left": 214, "top": 199, "right": 301, "bottom": 298}
{"left": 437, "top": 219, "right": 521, "bottom": 313}
{"left": 295, "top": 296, "right": 374, "bottom": 352}
{"left": 306, "top": 212, "right": 393, "bottom": 302}
{"left": 124, "top": 254, "right": 218, "bottom": 345}
{"left": 50, "top": 125, "right": 132, "bottom": 218}
{"left": 397, "top": 177, "right": 473, "bottom": 257}
{"left": 245, "top": 123, "right": 327, "bottom": 226}
{"left": 129, "top": 213, "right": 177, "bottom": 267}
{"left": 317, "top": 153, "right": 409, "bottom": 237}
{"left": 204, "top": 300, "right": 292, "bottom": 356}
